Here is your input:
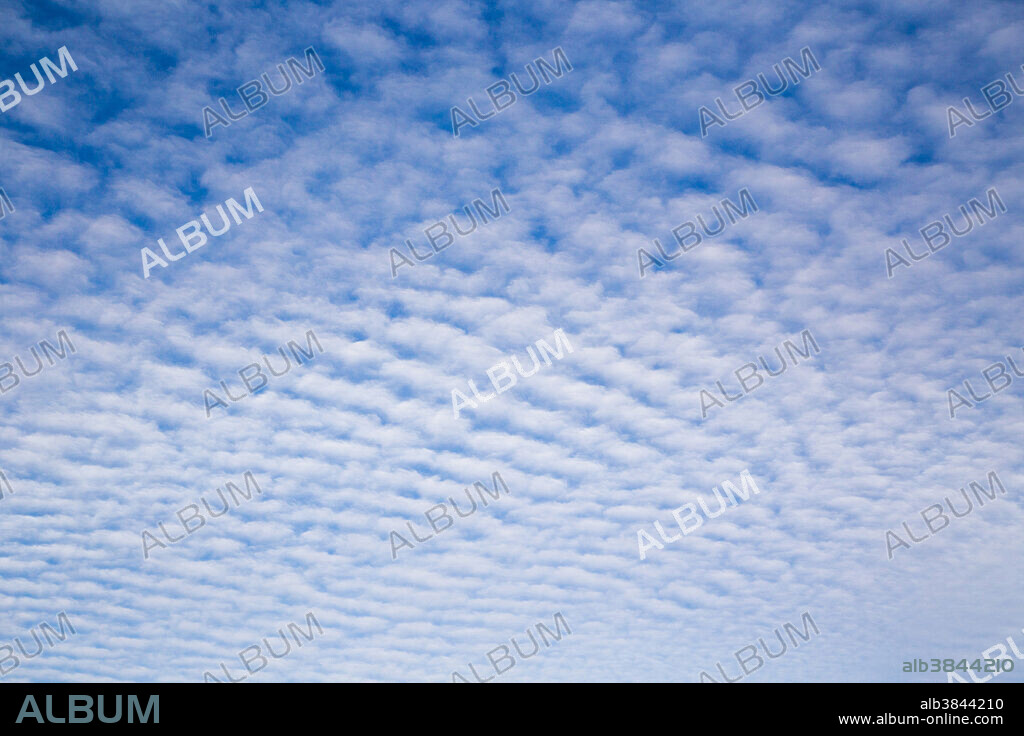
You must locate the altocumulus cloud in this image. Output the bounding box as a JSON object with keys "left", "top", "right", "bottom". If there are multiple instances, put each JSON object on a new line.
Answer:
{"left": 0, "top": 0, "right": 1022, "bottom": 683}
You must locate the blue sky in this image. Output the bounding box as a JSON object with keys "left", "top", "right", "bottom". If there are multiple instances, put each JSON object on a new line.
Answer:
{"left": 0, "top": 0, "right": 1022, "bottom": 683}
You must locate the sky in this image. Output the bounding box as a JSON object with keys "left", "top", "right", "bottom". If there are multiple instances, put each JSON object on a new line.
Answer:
{"left": 0, "top": 0, "right": 1022, "bottom": 683}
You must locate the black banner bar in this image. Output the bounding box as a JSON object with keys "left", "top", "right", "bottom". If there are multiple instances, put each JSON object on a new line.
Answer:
{"left": 0, "top": 683, "right": 1018, "bottom": 729}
